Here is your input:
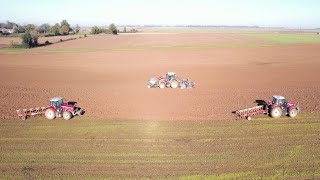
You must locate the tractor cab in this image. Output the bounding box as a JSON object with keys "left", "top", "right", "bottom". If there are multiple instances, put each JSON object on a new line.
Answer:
{"left": 166, "top": 72, "right": 176, "bottom": 82}
{"left": 49, "top": 97, "right": 64, "bottom": 110}
{"left": 271, "top": 95, "right": 287, "bottom": 105}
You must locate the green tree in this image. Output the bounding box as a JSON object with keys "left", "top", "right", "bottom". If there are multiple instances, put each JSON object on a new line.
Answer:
{"left": 74, "top": 24, "right": 81, "bottom": 34}
{"left": 91, "top": 26, "right": 101, "bottom": 34}
{"left": 3, "top": 21, "right": 18, "bottom": 29}
{"left": 20, "top": 30, "right": 38, "bottom": 48}
{"left": 60, "top": 25, "right": 70, "bottom": 35}
{"left": 61, "top": 20, "right": 71, "bottom": 30}
{"left": 21, "top": 32, "right": 33, "bottom": 48}
{"left": 13, "top": 25, "right": 26, "bottom": 33}
{"left": 38, "top": 23, "right": 51, "bottom": 33}
{"left": 24, "top": 24, "right": 36, "bottom": 32}
{"left": 129, "top": 29, "right": 138, "bottom": 33}
{"left": 50, "top": 23, "right": 60, "bottom": 35}
{"left": 108, "top": 23, "right": 118, "bottom": 35}
{"left": 30, "top": 30, "right": 39, "bottom": 46}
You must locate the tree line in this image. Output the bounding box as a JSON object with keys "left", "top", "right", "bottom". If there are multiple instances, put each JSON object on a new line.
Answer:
{"left": 0, "top": 20, "right": 82, "bottom": 48}
{"left": 0, "top": 20, "right": 80, "bottom": 35}
{"left": 91, "top": 24, "right": 138, "bottom": 35}
{"left": 1, "top": 20, "right": 138, "bottom": 48}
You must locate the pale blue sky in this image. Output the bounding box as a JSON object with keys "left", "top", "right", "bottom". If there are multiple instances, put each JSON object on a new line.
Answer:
{"left": 1, "top": 0, "right": 319, "bottom": 28}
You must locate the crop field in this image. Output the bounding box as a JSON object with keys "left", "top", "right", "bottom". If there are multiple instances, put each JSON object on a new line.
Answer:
{"left": 245, "top": 33, "right": 320, "bottom": 45}
{"left": 0, "top": 114, "right": 320, "bottom": 179}
{"left": 1, "top": 30, "right": 320, "bottom": 178}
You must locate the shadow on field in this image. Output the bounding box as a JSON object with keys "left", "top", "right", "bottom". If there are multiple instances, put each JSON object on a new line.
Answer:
{"left": 231, "top": 99, "right": 268, "bottom": 115}
{"left": 37, "top": 41, "right": 53, "bottom": 47}
{"left": 255, "top": 100, "right": 267, "bottom": 106}
{"left": 68, "top": 101, "right": 77, "bottom": 106}
{"left": 37, "top": 37, "right": 78, "bottom": 47}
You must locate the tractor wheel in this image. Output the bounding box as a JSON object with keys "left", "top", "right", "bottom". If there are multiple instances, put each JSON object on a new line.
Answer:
{"left": 171, "top": 80, "right": 178, "bottom": 89}
{"left": 159, "top": 82, "right": 166, "bottom": 89}
{"left": 45, "top": 109, "right": 56, "bottom": 120}
{"left": 289, "top": 108, "right": 298, "bottom": 118}
{"left": 63, "top": 111, "right": 72, "bottom": 120}
{"left": 270, "top": 107, "right": 282, "bottom": 119}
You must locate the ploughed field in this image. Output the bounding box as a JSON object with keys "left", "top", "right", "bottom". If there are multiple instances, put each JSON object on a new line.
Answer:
{"left": 1, "top": 32, "right": 320, "bottom": 120}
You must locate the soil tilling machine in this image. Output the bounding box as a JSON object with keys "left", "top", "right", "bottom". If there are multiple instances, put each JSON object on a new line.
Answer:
{"left": 148, "top": 72, "right": 194, "bottom": 89}
{"left": 16, "top": 97, "right": 84, "bottom": 120}
{"left": 235, "top": 95, "right": 300, "bottom": 120}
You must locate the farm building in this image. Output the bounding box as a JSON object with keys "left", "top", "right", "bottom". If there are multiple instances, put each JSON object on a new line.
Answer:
{"left": 0, "top": 28, "right": 13, "bottom": 35}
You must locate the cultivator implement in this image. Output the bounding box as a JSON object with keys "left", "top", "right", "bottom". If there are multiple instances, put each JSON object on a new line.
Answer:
{"left": 179, "top": 79, "right": 195, "bottom": 89}
{"left": 16, "top": 107, "right": 47, "bottom": 120}
{"left": 235, "top": 105, "right": 268, "bottom": 120}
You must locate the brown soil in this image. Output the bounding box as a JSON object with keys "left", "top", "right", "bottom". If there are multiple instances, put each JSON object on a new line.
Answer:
{"left": 0, "top": 37, "right": 20, "bottom": 47}
{"left": 0, "top": 33, "right": 320, "bottom": 120}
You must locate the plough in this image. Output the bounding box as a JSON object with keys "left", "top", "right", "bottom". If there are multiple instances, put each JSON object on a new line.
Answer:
{"left": 16, "top": 107, "right": 47, "bottom": 120}
{"left": 235, "top": 105, "right": 268, "bottom": 120}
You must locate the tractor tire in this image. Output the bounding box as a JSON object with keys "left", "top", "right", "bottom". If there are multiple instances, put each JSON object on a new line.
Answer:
{"left": 159, "top": 82, "right": 166, "bottom": 89}
{"left": 45, "top": 109, "right": 56, "bottom": 120}
{"left": 289, "top": 108, "right": 298, "bottom": 118}
{"left": 171, "top": 80, "right": 178, "bottom": 89}
{"left": 63, "top": 111, "right": 72, "bottom": 120}
{"left": 270, "top": 107, "right": 282, "bottom": 119}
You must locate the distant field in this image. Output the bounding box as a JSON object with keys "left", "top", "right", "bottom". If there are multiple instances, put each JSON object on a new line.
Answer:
{"left": 0, "top": 115, "right": 319, "bottom": 179}
{"left": 140, "top": 27, "right": 319, "bottom": 34}
{"left": 1, "top": 32, "right": 320, "bottom": 52}
{"left": 244, "top": 33, "right": 320, "bottom": 45}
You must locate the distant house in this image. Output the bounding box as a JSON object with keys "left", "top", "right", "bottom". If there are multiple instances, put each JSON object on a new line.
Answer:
{"left": 0, "top": 28, "right": 13, "bottom": 35}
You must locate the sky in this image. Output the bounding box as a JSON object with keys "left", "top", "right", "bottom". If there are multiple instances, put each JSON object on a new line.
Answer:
{"left": 1, "top": 0, "right": 319, "bottom": 28}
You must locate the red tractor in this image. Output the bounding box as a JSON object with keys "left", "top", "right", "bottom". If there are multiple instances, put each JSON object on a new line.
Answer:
{"left": 235, "top": 95, "right": 299, "bottom": 120}
{"left": 45, "top": 97, "right": 83, "bottom": 120}
{"left": 268, "top": 95, "right": 299, "bottom": 118}
{"left": 148, "top": 72, "right": 179, "bottom": 89}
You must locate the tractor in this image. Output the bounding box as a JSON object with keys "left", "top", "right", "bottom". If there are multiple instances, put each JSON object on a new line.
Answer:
{"left": 234, "top": 95, "right": 300, "bottom": 120}
{"left": 267, "top": 95, "right": 299, "bottom": 118}
{"left": 148, "top": 72, "right": 179, "bottom": 89}
{"left": 45, "top": 97, "right": 83, "bottom": 120}
{"left": 148, "top": 72, "right": 194, "bottom": 89}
